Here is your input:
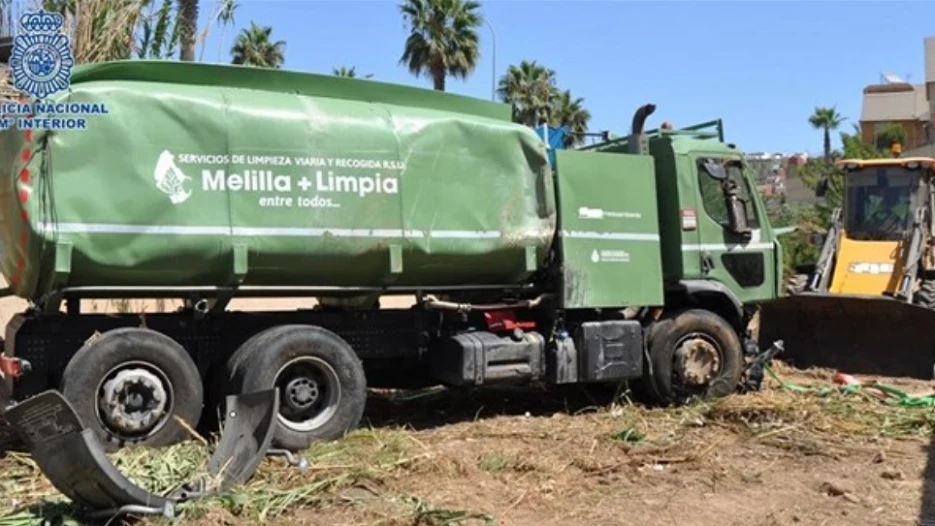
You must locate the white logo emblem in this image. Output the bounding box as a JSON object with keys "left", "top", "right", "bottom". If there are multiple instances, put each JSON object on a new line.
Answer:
{"left": 590, "top": 249, "right": 600, "bottom": 263}
{"left": 154, "top": 150, "right": 192, "bottom": 205}
{"left": 9, "top": 10, "right": 74, "bottom": 100}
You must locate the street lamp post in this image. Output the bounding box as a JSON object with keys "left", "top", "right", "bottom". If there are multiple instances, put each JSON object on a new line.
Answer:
{"left": 483, "top": 18, "right": 496, "bottom": 101}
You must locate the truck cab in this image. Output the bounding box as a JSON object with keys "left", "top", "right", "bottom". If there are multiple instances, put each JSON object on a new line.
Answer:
{"left": 578, "top": 114, "right": 783, "bottom": 330}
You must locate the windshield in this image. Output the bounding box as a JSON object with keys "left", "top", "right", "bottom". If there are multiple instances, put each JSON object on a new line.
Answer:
{"left": 843, "top": 167, "right": 915, "bottom": 241}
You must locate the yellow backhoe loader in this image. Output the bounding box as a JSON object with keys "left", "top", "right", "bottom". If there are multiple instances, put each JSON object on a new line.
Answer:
{"left": 758, "top": 152, "right": 935, "bottom": 379}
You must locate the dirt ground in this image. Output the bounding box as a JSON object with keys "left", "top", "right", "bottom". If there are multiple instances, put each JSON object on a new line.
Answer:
{"left": 1, "top": 288, "right": 934, "bottom": 526}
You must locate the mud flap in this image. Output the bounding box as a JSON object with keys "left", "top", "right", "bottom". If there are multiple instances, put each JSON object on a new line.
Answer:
{"left": 4, "top": 388, "right": 282, "bottom": 519}
{"left": 167, "top": 389, "right": 281, "bottom": 500}
{"left": 757, "top": 293, "right": 935, "bottom": 379}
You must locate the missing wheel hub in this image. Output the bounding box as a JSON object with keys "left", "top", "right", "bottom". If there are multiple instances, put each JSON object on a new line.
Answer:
{"left": 99, "top": 368, "right": 168, "bottom": 435}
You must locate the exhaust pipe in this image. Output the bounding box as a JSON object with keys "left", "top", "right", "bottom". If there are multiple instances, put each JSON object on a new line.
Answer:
{"left": 628, "top": 103, "right": 656, "bottom": 155}
{"left": 631, "top": 103, "right": 656, "bottom": 136}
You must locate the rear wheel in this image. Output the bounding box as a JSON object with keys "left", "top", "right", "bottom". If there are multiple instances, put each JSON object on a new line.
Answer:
{"left": 643, "top": 309, "right": 744, "bottom": 406}
{"left": 60, "top": 327, "right": 204, "bottom": 452}
{"left": 229, "top": 324, "right": 367, "bottom": 452}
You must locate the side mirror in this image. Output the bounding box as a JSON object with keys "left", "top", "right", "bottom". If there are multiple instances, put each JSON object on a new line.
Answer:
{"left": 702, "top": 161, "right": 728, "bottom": 181}
{"left": 815, "top": 176, "right": 829, "bottom": 198}
{"left": 722, "top": 179, "right": 752, "bottom": 238}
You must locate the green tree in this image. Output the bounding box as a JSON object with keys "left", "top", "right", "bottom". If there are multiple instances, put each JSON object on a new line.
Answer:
{"left": 551, "top": 89, "right": 591, "bottom": 147}
{"left": 333, "top": 66, "right": 373, "bottom": 79}
{"left": 808, "top": 106, "right": 845, "bottom": 164}
{"left": 398, "top": 0, "right": 483, "bottom": 91}
{"left": 333, "top": 66, "right": 357, "bottom": 78}
{"left": 203, "top": 0, "right": 239, "bottom": 62}
{"left": 137, "top": 0, "right": 182, "bottom": 59}
{"left": 496, "top": 60, "right": 592, "bottom": 147}
{"left": 874, "top": 123, "right": 908, "bottom": 152}
{"left": 231, "top": 22, "right": 286, "bottom": 68}
{"left": 497, "top": 60, "right": 556, "bottom": 125}
{"left": 43, "top": 0, "right": 144, "bottom": 63}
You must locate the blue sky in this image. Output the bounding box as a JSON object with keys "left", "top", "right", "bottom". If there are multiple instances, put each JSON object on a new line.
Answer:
{"left": 193, "top": 0, "right": 935, "bottom": 155}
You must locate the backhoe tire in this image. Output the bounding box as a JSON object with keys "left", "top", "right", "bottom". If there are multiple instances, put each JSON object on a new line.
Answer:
{"left": 785, "top": 273, "right": 809, "bottom": 296}
{"left": 914, "top": 279, "right": 935, "bottom": 309}
{"left": 60, "top": 327, "right": 204, "bottom": 452}
{"left": 230, "top": 324, "right": 367, "bottom": 452}
{"left": 643, "top": 309, "right": 744, "bottom": 406}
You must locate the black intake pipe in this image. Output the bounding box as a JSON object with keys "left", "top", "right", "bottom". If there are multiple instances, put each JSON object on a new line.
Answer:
{"left": 631, "top": 103, "right": 657, "bottom": 135}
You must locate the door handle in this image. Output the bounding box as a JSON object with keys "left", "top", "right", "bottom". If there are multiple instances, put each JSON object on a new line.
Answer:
{"left": 701, "top": 252, "right": 715, "bottom": 274}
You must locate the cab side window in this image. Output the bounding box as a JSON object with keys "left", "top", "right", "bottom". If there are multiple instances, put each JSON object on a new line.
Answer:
{"left": 696, "top": 158, "right": 760, "bottom": 229}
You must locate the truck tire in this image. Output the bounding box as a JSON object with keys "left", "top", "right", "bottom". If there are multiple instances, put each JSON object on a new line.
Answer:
{"left": 785, "top": 273, "right": 809, "bottom": 296}
{"left": 60, "top": 327, "right": 203, "bottom": 452}
{"left": 643, "top": 309, "right": 744, "bottom": 406}
{"left": 230, "top": 324, "right": 367, "bottom": 452}
{"left": 914, "top": 278, "right": 935, "bottom": 309}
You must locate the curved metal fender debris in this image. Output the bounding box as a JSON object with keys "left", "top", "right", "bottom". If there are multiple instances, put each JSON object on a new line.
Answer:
{"left": 4, "top": 388, "right": 300, "bottom": 519}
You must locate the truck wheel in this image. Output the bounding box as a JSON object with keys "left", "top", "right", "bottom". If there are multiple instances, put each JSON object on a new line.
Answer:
{"left": 643, "top": 309, "right": 743, "bottom": 406}
{"left": 785, "top": 273, "right": 809, "bottom": 296}
{"left": 231, "top": 324, "right": 367, "bottom": 452}
{"left": 60, "top": 327, "right": 203, "bottom": 452}
{"left": 914, "top": 278, "right": 935, "bottom": 309}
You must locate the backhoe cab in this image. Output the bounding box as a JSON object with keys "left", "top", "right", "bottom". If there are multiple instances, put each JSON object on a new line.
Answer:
{"left": 757, "top": 155, "right": 935, "bottom": 379}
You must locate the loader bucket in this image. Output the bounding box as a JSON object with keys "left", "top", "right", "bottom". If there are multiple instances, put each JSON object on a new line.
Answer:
{"left": 757, "top": 293, "right": 935, "bottom": 380}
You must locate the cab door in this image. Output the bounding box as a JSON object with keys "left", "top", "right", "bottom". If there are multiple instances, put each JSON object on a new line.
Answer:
{"left": 689, "top": 154, "right": 776, "bottom": 304}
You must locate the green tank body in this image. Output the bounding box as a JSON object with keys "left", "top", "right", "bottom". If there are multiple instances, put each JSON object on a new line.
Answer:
{"left": 0, "top": 62, "right": 556, "bottom": 300}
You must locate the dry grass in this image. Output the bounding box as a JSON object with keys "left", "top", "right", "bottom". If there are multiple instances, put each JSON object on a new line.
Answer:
{"left": 0, "top": 367, "right": 933, "bottom": 525}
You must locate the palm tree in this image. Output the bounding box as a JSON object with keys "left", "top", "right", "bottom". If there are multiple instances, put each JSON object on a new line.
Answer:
{"left": 496, "top": 60, "right": 557, "bottom": 126}
{"left": 808, "top": 106, "right": 845, "bottom": 164}
{"left": 332, "top": 66, "right": 374, "bottom": 79}
{"left": 231, "top": 22, "right": 286, "bottom": 68}
{"left": 333, "top": 66, "right": 357, "bottom": 77}
{"left": 137, "top": 0, "right": 182, "bottom": 60}
{"left": 214, "top": 0, "right": 239, "bottom": 62}
{"left": 551, "top": 89, "right": 591, "bottom": 147}
{"left": 398, "top": 0, "right": 483, "bottom": 91}
{"left": 177, "top": 0, "right": 198, "bottom": 61}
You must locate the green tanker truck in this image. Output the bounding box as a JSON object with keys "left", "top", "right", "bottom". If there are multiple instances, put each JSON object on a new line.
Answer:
{"left": 0, "top": 61, "right": 783, "bottom": 453}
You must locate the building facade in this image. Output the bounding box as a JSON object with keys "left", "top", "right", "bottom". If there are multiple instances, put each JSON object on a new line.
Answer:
{"left": 859, "top": 37, "right": 935, "bottom": 151}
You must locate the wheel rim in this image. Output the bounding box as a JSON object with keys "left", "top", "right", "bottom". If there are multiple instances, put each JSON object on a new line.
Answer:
{"left": 274, "top": 356, "right": 341, "bottom": 432}
{"left": 672, "top": 332, "right": 723, "bottom": 396}
{"left": 94, "top": 360, "right": 175, "bottom": 442}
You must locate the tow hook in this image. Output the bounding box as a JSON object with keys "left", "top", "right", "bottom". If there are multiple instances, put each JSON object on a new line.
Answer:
{"left": 740, "top": 340, "right": 785, "bottom": 393}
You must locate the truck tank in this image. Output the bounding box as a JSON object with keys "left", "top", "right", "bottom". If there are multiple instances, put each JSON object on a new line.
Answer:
{"left": 0, "top": 61, "right": 556, "bottom": 302}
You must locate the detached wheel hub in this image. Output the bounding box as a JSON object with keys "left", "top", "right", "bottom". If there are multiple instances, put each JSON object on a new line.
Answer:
{"left": 674, "top": 338, "right": 721, "bottom": 386}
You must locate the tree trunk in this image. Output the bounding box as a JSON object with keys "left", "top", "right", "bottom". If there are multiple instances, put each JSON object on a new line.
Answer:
{"left": 217, "top": 26, "right": 227, "bottom": 63}
{"left": 823, "top": 127, "right": 831, "bottom": 164}
{"left": 178, "top": 0, "right": 199, "bottom": 62}
{"left": 430, "top": 62, "right": 446, "bottom": 91}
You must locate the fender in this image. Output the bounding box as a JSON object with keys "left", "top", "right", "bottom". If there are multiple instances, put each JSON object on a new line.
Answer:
{"left": 4, "top": 388, "right": 290, "bottom": 519}
{"left": 670, "top": 279, "right": 745, "bottom": 330}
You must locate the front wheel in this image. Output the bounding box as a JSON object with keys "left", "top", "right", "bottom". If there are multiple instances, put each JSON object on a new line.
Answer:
{"left": 914, "top": 278, "right": 935, "bottom": 309}
{"left": 643, "top": 309, "right": 744, "bottom": 406}
{"left": 785, "top": 273, "right": 809, "bottom": 296}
